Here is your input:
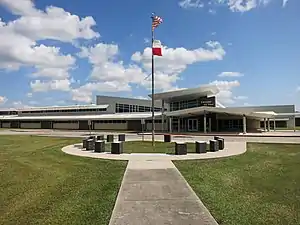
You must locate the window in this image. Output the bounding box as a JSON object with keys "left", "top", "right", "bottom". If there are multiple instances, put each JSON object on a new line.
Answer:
{"left": 115, "top": 103, "right": 163, "bottom": 113}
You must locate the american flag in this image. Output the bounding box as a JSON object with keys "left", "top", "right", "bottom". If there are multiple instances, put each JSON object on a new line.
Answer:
{"left": 152, "top": 14, "right": 163, "bottom": 31}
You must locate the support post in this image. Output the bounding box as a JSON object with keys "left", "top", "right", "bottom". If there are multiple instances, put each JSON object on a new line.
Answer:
{"left": 267, "top": 118, "right": 270, "bottom": 131}
{"left": 204, "top": 111, "right": 207, "bottom": 134}
{"left": 273, "top": 117, "right": 276, "bottom": 131}
{"left": 169, "top": 117, "right": 172, "bottom": 133}
{"left": 243, "top": 115, "right": 247, "bottom": 134}
{"left": 208, "top": 117, "right": 212, "bottom": 132}
{"left": 293, "top": 115, "right": 296, "bottom": 132}
{"left": 178, "top": 118, "right": 180, "bottom": 132}
{"left": 264, "top": 118, "right": 266, "bottom": 131}
{"left": 161, "top": 99, "right": 165, "bottom": 132}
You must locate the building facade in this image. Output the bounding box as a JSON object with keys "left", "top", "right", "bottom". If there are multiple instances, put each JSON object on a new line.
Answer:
{"left": 0, "top": 85, "right": 299, "bottom": 132}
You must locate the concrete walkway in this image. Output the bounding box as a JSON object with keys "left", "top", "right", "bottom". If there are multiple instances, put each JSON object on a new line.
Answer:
{"left": 109, "top": 160, "right": 218, "bottom": 225}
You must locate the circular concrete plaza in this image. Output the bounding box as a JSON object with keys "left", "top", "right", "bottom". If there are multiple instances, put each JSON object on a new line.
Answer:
{"left": 62, "top": 141, "right": 247, "bottom": 161}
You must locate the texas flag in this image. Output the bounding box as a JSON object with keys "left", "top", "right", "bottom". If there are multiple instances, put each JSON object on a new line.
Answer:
{"left": 152, "top": 40, "right": 162, "bottom": 56}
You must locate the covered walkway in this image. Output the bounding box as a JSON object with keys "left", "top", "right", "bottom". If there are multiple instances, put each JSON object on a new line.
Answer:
{"left": 163, "top": 106, "right": 277, "bottom": 134}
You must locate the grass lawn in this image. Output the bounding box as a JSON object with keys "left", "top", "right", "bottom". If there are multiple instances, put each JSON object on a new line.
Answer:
{"left": 174, "top": 143, "right": 300, "bottom": 225}
{"left": 0, "top": 135, "right": 127, "bottom": 225}
{"left": 105, "top": 141, "right": 204, "bottom": 154}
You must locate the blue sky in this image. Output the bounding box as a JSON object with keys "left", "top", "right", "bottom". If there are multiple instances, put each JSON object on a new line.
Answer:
{"left": 0, "top": 0, "right": 299, "bottom": 109}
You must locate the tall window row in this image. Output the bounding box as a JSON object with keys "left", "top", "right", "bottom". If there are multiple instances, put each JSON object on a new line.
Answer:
{"left": 115, "top": 103, "right": 164, "bottom": 113}
{"left": 170, "top": 97, "right": 215, "bottom": 111}
{"left": 20, "top": 108, "right": 107, "bottom": 114}
{"left": 0, "top": 111, "right": 18, "bottom": 115}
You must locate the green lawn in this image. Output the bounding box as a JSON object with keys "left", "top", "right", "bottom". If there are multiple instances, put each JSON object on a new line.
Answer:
{"left": 105, "top": 141, "right": 204, "bottom": 154}
{"left": 0, "top": 135, "right": 127, "bottom": 225}
{"left": 174, "top": 143, "right": 300, "bottom": 225}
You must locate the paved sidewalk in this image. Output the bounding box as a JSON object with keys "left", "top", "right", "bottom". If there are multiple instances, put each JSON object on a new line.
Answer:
{"left": 109, "top": 160, "right": 218, "bottom": 225}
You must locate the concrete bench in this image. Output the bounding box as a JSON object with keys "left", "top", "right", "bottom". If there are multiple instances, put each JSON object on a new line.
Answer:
{"left": 82, "top": 138, "right": 88, "bottom": 149}
{"left": 214, "top": 136, "right": 224, "bottom": 150}
{"left": 195, "top": 141, "right": 207, "bottom": 154}
{"left": 209, "top": 140, "right": 219, "bottom": 152}
{"left": 95, "top": 140, "right": 105, "bottom": 153}
{"left": 175, "top": 142, "right": 187, "bottom": 155}
{"left": 217, "top": 138, "right": 224, "bottom": 150}
{"left": 111, "top": 141, "right": 123, "bottom": 154}
{"left": 86, "top": 139, "right": 95, "bottom": 151}
{"left": 164, "top": 134, "right": 171, "bottom": 143}
{"left": 107, "top": 134, "right": 114, "bottom": 142}
{"left": 118, "top": 134, "right": 125, "bottom": 141}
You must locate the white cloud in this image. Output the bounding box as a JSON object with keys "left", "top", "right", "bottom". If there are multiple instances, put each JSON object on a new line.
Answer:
{"left": 0, "top": 0, "right": 99, "bottom": 42}
{"left": 179, "top": 0, "right": 204, "bottom": 8}
{"left": 227, "top": 0, "right": 257, "bottom": 12}
{"left": 11, "top": 101, "right": 31, "bottom": 109}
{"left": 71, "top": 81, "right": 131, "bottom": 103}
{"left": 208, "top": 9, "right": 217, "bottom": 14}
{"left": 0, "top": 96, "right": 8, "bottom": 104}
{"left": 77, "top": 42, "right": 147, "bottom": 83}
{"left": 234, "top": 95, "right": 248, "bottom": 100}
{"left": 182, "top": 0, "right": 289, "bottom": 13}
{"left": 0, "top": 0, "right": 37, "bottom": 16}
{"left": 296, "top": 86, "right": 300, "bottom": 92}
{"left": 134, "top": 96, "right": 149, "bottom": 100}
{"left": 132, "top": 41, "right": 225, "bottom": 91}
{"left": 0, "top": 0, "right": 100, "bottom": 96}
{"left": 218, "top": 71, "right": 244, "bottom": 77}
{"left": 30, "top": 79, "right": 71, "bottom": 92}
{"left": 73, "top": 40, "right": 225, "bottom": 102}
{"left": 0, "top": 22, "right": 75, "bottom": 71}
{"left": 283, "top": 0, "right": 289, "bottom": 7}
{"left": 27, "top": 93, "right": 33, "bottom": 98}
{"left": 210, "top": 80, "right": 241, "bottom": 104}
{"left": 144, "top": 38, "right": 150, "bottom": 44}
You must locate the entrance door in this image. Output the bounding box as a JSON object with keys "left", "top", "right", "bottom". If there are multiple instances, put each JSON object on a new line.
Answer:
{"left": 188, "top": 119, "right": 198, "bottom": 131}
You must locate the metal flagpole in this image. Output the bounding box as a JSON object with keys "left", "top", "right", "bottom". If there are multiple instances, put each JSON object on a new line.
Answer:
{"left": 151, "top": 17, "right": 155, "bottom": 147}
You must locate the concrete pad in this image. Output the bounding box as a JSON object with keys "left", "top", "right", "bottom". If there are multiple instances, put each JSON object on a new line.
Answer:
{"left": 124, "top": 168, "right": 179, "bottom": 182}
{"left": 121, "top": 180, "right": 196, "bottom": 201}
{"left": 110, "top": 199, "right": 216, "bottom": 225}
{"left": 127, "top": 160, "right": 175, "bottom": 169}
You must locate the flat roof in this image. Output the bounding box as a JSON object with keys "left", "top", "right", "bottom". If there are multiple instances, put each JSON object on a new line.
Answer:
{"left": 0, "top": 112, "right": 162, "bottom": 121}
{"left": 149, "top": 85, "right": 219, "bottom": 102}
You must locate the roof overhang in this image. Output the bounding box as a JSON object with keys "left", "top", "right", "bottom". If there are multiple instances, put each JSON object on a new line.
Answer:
{"left": 149, "top": 85, "right": 219, "bottom": 102}
{"left": 0, "top": 112, "right": 162, "bottom": 121}
{"left": 165, "top": 107, "right": 276, "bottom": 118}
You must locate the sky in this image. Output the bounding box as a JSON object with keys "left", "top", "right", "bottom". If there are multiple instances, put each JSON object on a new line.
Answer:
{"left": 0, "top": 0, "right": 299, "bottom": 110}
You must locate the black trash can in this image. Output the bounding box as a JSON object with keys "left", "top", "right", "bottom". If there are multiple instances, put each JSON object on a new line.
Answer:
{"left": 209, "top": 140, "right": 219, "bottom": 152}
{"left": 175, "top": 142, "right": 187, "bottom": 155}
{"left": 195, "top": 141, "right": 207, "bottom": 154}
{"left": 164, "top": 134, "right": 171, "bottom": 142}
{"left": 111, "top": 142, "right": 123, "bottom": 154}
{"left": 95, "top": 140, "right": 105, "bottom": 153}
{"left": 118, "top": 134, "right": 125, "bottom": 141}
{"left": 214, "top": 136, "right": 220, "bottom": 141}
{"left": 107, "top": 134, "right": 114, "bottom": 142}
